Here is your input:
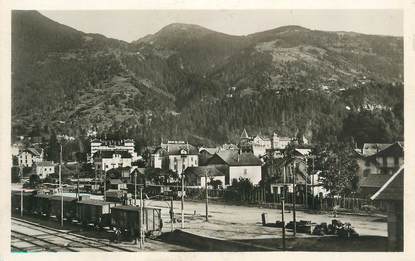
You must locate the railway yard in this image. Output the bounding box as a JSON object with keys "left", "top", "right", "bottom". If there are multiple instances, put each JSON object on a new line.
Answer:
{"left": 11, "top": 216, "right": 193, "bottom": 252}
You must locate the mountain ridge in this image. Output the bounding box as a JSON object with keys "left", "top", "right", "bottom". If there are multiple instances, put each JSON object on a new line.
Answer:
{"left": 11, "top": 11, "right": 404, "bottom": 149}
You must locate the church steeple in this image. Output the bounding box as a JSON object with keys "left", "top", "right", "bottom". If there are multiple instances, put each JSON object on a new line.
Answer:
{"left": 240, "top": 128, "right": 249, "bottom": 139}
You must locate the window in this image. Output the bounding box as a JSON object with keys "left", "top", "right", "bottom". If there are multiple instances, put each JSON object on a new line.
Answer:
{"left": 365, "top": 160, "right": 371, "bottom": 167}
{"left": 363, "top": 169, "right": 370, "bottom": 177}
{"left": 394, "top": 157, "right": 399, "bottom": 166}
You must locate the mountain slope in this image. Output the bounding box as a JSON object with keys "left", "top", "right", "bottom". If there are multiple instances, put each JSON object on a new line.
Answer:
{"left": 11, "top": 11, "right": 404, "bottom": 148}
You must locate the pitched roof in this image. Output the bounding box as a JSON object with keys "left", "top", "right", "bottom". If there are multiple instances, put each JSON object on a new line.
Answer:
{"left": 93, "top": 150, "right": 132, "bottom": 159}
{"left": 22, "top": 148, "right": 42, "bottom": 156}
{"left": 199, "top": 147, "right": 219, "bottom": 154}
{"left": 185, "top": 165, "right": 228, "bottom": 177}
{"left": 210, "top": 151, "right": 262, "bottom": 166}
{"left": 371, "top": 166, "right": 403, "bottom": 201}
{"left": 109, "top": 179, "right": 124, "bottom": 184}
{"left": 368, "top": 142, "right": 404, "bottom": 158}
{"left": 359, "top": 174, "right": 392, "bottom": 188}
{"left": 35, "top": 161, "right": 55, "bottom": 167}
{"left": 240, "top": 128, "right": 250, "bottom": 139}
{"left": 360, "top": 143, "right": 392, "bottom": 157}
{"left": 158, "top": 142, "right": 198, "bottom": 155}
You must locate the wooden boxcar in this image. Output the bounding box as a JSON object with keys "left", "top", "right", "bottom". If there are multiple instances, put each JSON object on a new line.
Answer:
{"left": 11, "top": 190, "right": 36, "bottom": 214}
{"left": 50, "top": 196, "right": 78, "bottom": 221}
{"left": 110, "top": 205, "right": 162, "bottom": 236}
{"left": 33, "top": 194, "right": 53, "bottom": 217}
{"left": 76, "top": 199, "right": 117, "bottom": 227}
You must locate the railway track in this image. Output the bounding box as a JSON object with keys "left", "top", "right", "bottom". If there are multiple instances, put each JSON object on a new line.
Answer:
{"left": 12, "top": 230, "right": 78, "bottom": 252}
{"left": 11, "top": 217, "right": 136, "bottom": 252}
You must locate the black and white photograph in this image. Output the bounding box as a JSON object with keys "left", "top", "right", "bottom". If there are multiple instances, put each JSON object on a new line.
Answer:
{"left": 3, "top": 1, "right": 412, "bottom": 256}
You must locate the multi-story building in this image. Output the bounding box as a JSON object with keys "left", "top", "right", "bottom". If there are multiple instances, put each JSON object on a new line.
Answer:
{"left": 35, "top": 161, "right": 55, "bottom": 179}
{"left": 17, "top": 148, "right": 43, "bottom": 168}
{"left": 89, "top": 139, "right": 138, "bottom": 162}
{"left": 94, "top": 151, "right": 132, "bottom": 172}
{"left": 252, "top": 135, "right": 272, "bottom": 157}
{"left": 355, "top": 142, "right": 404, "bottom": 198}
{"left": 206, "top": 150, "right": 263, "bottom": 186}
{"left": 271, "top": 132, "right": 293, "bottom": 150}
{"left": 150, "top": 141, "right": 199, "bottom": 174}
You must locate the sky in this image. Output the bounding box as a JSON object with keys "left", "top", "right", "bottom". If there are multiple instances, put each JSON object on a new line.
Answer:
{"left": 40, "top": 10, "right": 403, "bottom": 43}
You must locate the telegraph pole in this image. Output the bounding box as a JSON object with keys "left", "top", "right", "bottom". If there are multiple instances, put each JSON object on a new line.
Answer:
{"left": 205, "top": 171, "right": 209, "bottom": 222}
{"left": 281, "top": 186, "right": 286, "bottom": 251}
{"left": 103, "top": 169, "right": 106, "bottom": 201}
{"left": 20, "top": 188, "right": 23, "bottom": 217}
{"left": 170, "top": 196, "right": 174, "bottom": 231}
{"left": 134, "top": 173, "right": 137, "bottom": 206}
{"left": 140, "top": 187, "right": 144, "bottom": 248}
{"left": 76, "top": 162, "right": 79, "bottom": 200}
{"left": 181, "top": 172, "right": 184, "bottom": 229}
{"left": 292, "top": 164, "right": 296, "bottom": 237}
{"left": 59, "top": 144, "right": 63, "bottom": 227}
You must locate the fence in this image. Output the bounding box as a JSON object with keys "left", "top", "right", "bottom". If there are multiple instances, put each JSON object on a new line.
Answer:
{"left": 184, "top": 187, "right": 386, "bottom": 212}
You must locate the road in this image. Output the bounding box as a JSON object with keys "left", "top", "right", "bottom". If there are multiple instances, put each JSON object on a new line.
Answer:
{"left": 145, "top": 199, "right": 387, "bottom": 240}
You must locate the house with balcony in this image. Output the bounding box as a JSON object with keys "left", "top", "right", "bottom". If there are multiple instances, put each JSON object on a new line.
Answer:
{"left": 355, "top": 142, "right": 404, "bottom": 198}
{"left": 149, "top": 141, "right": 199, "bottom": 174}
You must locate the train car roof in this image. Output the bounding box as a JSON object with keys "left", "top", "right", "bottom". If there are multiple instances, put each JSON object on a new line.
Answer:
{"left": 34, "top": 194, "right": 53, "bottom": 198}
{"left": 77, "top": 199, "right": 113, "bottom": 206}
{"left": 111, "top": 205, "right": 140, "bottom": 212}
{"left": 50, "top": 195, "right": 77, "bottom": 202}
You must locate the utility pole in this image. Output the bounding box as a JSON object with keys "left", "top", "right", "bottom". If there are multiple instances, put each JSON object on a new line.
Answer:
{"left": 205, "top": 171, "right": 209, "bottom": 222}
{"left": 134, "top": 173, "right": 137, "bottom": 206}
{"left": 312, "top": 156, "right": 315, "bottom": 209}
{"left": 59, "top": 144, "right": 63, "bottom": 227}
{"left": 181, "top": 172, "right": 184, "bottom": 229}
{"left": 104, "top": 170, "right": 107, "bottom": 201}
{"left": 20, "top": 188, "right": 23, "bottom": 217}
{"left": 170, "top": 196, "right": 174, "bottom": 231}
{"left": 281, "top": 186, "right": 286, "bottom": 251}
{"left": 292, "top": 164, "right": 296, "bottom": 237}
{"left": 140, "top": 187, "right": 144, "bottom": 248}
{"left": 76, "top": 162, "right": 79, "bottom": 200}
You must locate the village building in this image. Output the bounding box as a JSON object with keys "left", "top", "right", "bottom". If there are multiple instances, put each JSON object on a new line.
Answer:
{"left": 94, "top": 150, "right": 132, "bottom": 172}
{"left": 252, "top": 135, "right": 272, "bottom": 157}
{"left": 108, "top": 179, "right": 128, "bottom": 190}
{"left": 371, "top": 166, "right": 403, "bottom": 251}
{"left": 206, "top": 150, "right": 262, "bottom": 186}
{"left": 271, "top": 132, "right": 293, "bottom": 150}
{"left": 149, "top": 141, "right": 199, "bottom": 174}
{"left": 355, "top": 142, "right": 404, "bottom": 198}
{"left": 198, "top": 147, "right": 220, "bottom": 166}
{"left": 34, "top": 161, "right": 55, "bottom": 179}
{"left": 185, "top": 165, "right": 228, "bottom": 188}
{"left": 89, "top": 139, "right": 138, "bottom": 162}
{"left": 17, "top": 148, "right": 44, "bottom": 168}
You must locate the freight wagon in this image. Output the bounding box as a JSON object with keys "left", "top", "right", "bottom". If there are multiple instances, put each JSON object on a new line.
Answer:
{"left": 77, "top": 200, "right": 118, "bottom": 228}
{"left": 110, "top": 205, "right": 162, "bottom": 238}
{"left": 50, "top": 196, "right": 77, "bottom": 222}
{"left": 33, "top": 194, "right": 53, "bottom": 217}
{"left": 11, "top": 190, "right": 36, "bottom": 214}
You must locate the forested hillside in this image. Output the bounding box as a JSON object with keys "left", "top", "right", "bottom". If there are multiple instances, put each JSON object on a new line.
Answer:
{"left": 12, "top": 11, "right": 404, "bottom": 150}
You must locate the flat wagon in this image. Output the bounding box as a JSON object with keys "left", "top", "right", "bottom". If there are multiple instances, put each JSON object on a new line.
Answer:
{"left": 76, "top": 199, "right": 117, "bottom": 227}
{"left": 50, "top": 196, "right": 77, "bottom": 222}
